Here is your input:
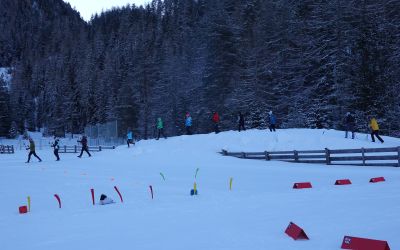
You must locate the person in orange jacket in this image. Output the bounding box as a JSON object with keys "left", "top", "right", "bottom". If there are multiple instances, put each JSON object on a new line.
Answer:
{"left": 369, "top": 117, "right": 384, "bottom": 143}
{"left": 212, "top": 111, "right": 220, "bottom": 134}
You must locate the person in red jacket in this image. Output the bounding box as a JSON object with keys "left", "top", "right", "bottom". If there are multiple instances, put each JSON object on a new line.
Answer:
{"left": 212, "top": 111, "right": 220, "bottom": 134}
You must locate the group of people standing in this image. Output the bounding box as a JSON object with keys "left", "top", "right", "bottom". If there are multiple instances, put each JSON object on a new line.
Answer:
{"left": 343, "top": 112, "right": 384, "bottom": 143}
{"left": 25, "top": 135, "right": 92, "bottom": 163}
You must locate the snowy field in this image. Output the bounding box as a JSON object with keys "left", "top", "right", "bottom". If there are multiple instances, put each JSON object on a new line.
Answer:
{"left": 1, "top": 129, "right": 399, "bottom": 250}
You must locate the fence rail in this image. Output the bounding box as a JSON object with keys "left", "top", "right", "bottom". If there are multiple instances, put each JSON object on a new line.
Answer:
{"left": 59, "top": 145, "right": 116, "bottom": 153}
{"left": 0, "top": 145, "right": 14, "bottom": 154}
{"left": 221, "top": 146, "right": 400, "bottom": 167}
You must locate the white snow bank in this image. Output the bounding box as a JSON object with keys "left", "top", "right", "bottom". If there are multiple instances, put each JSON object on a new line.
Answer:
{"left": 0, "top": 129, "right": 399, "bottom": 250}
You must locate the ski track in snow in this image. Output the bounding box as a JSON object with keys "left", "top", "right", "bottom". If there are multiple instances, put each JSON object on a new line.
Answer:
{"left": 0, "top": 129, "right": 399, "bottom": 250}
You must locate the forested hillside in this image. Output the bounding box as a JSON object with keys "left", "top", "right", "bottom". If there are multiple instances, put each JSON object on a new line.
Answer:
{"left": 1, "top": 0, "right": 399, "bottom": 138}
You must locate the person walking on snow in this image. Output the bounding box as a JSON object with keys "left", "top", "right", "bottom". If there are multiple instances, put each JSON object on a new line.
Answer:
{"left": 212, "top": 111, "right": 220, "bottom": 134}
{"left": 185, "top": 112, "right": 192, "bottom": 135}
{"left": 369, "top": 117, "right": 384, "bottom": 143}
{"left": 26, "top": 138, "right": 42, "bottom": 163}
{"left": 127, "top": 129, "right": 134, "bottom": 147}
{"left": 156, "top": 117, "right": 167, "bottom": 140}
{"left": 344, "top": 112, "right": 356, "bottom": 139}
{"left": 51, "top": 137, "right": 60, "bottom": 161}
{"left": 238, "top": 112, "right": 245, "bottom": 132}
{"left": 268, "top": 111, "right": 277, "bottom": 132}
{"left": 77, "top": 135, "right": 92, "bottom": 157}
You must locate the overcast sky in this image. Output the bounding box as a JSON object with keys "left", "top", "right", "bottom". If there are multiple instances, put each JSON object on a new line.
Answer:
{"left": 63, "top": 0, "right": 150, "bottom": 21}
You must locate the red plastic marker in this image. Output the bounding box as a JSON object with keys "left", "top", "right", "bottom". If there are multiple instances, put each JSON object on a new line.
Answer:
{"left": 341, "top": 236, "right": 390, "bottom": 250}
{"left": 19, "top": 206, "right": 28, "bottom": 214}
{"left": 91, "top": 189, "right": 95, "bottom": 205}
{"left": 293, "top": 182, "right": 312, "bottom": 189}
{"left": 335, "top": 179, "right": 352, "bottom": 185}
{"left": 370, "top": 177, "right": 385, "bottom": 183}
{"left": 114, "top": 186, "right": 123, "bottom": 203}
{"left": 54, "top": 194, "right": 62, "bottom": 208}
{"left": 285, "top": 222, "right": 309, "bottom": 240}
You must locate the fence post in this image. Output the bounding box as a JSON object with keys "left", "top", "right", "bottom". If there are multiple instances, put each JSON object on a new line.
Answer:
{"left": 241, "top": 152, "right": 246, "bottom": 158}
{"left": 325, "top": 148, "right": 331, "bottom": 165}
{"left": 99, "top": 146, "right": 102, "bottom": 151}
{"left": 74, "top": 145, "right": 77, "bottom": 153}
{"left": 294, "top": 150, "right": 299, "bottom": 162}
{"left": 64, "top": 145, "right": 67, "bottom": 153}
{"left": 397, "top": 147, "right": 400, "bottom": 167}
{"left": 12, "top": 145, "right": 14, "bottom": 154}
{"left": 361, "top": 147, "right": 366, "bottom": 166}
{"left": 265, "top": 151, "right": 270, "bottom": 161}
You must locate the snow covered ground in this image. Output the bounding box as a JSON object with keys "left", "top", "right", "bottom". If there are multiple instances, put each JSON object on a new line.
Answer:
{"left": 1, "top": 129, "right": 399, "bottom": 250}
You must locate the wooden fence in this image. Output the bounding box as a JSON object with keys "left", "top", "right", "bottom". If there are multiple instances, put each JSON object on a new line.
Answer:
{"left": 221, "top": 146, "right": 400, "bottom": 167}
{"left": 59, "top": 145, "right": 116, "bottom": 153}
{"left": 0, "top": 145, "right": 14, "bottom": 154}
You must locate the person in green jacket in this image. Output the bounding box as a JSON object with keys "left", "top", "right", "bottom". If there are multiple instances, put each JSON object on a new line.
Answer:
{"left": 26, "top": 138, "right": 42, "bottom": 163}
{"left": 156, "top": 117, "right": 167, "bottom": 140}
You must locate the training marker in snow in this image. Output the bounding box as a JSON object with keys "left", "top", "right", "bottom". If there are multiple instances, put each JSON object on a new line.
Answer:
{"left": 370, "top": 177, "right": 385, "bottom": 183}
{"left": 335, "top": 179, "right": 352, "bottom": 185}
{"left": 114, "top": 186, "right": 123, "bottom": 203}
{"left": 285, "top": 222, "right": 309, "bottom": 240}
{"left": 341, "top": 236, "right": 390, "bottom": 250}
{"left": 19, "top": 206, "right": 28, "bottom": 214}
{"left": 149, "top": 185, "right": 154, "bottom": 199}
{"left": 27, "top": 196, "right": 31, "bottom": 212}
{"left": 229, "top": 177, "right": 233, "bottom": 191}
{"left": 293, "top": 182, "right": 312, "bottom": 189}
{"left": 195, "top": 168, "right": 199, "bottom": 179}
{"left": 54, "top": 194, "right": 62, "bottom": 208}
{"left": 91, "top": 189, "right": 95, "bottom": 205}
{"left": 160, "top": 172, "right": 165, "bottom": 181}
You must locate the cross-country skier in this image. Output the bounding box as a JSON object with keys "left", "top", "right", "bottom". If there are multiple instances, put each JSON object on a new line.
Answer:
{"left": 268, "top": 111, "right": 277, "bottom": 132}
{"left": 212, "top": 111, "right": 220, "bottom": 134}
{"left": 185, "top": 112, "right": 192, "bottom": 135}
{"left": 77, "top": 135, "right": 91, "bottom": 157}
{"left": 344, "top": 112, "right": 356, "bottom": 139}
{"left": 156, "top": 117, "right": 167, "bottom": 140}
{"left": 26, "top": 138, "right": 42, "bottom": 163}
{"left": 51, "top": 137, "right": 60, "bottom": 161}
{"left": 369, "top": 117, "right": 384, "bottom": 143}
{"left": 238, "top": 112, "right": 245, "bottom": 132}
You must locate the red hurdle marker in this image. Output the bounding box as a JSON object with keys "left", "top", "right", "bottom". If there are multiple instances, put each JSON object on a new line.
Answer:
{"left": 285, "top": 222, "right": 309, "bottom": 240}
{"left": 370, "top": 177, "right": 385, "bottom": 183}
{"left": 335, "top": 179, "right": 352, "bottom": 185}
{"left": 341, "top": 236, "right": 390, "bottom": 250}
{"left": 293, "top": 182, "right": 312, "bottom": 189}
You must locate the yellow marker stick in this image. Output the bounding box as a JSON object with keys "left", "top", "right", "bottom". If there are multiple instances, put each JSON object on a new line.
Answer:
{"left": 194, "top": 182, "right": 197, "bottom": 193}
{"left": 27, "top": 196, "right": 31, "bottom": 212}
{"left": 229, "top": 177, "right": 233, "bottom": 191}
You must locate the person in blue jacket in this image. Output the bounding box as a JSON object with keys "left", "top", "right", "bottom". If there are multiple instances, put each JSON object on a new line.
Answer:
{"left": 268, "top": 111, "right": 277, "bottom": 132}
{"left": 127, "top": 128, "right": 134, "bottom": 147}
{"left": 185, "top": 112, "right": 192, "bottom": 135}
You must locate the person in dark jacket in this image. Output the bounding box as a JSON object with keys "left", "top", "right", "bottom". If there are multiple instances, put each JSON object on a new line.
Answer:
{"left": 238, "top": 112, "right": 245, "bottom": 132}
{"left": 77, "top": 135, "right": 91, "bottom": 158}
{"left": 212, "top": 111, "right": 220, "bottom": 134}
{"left": 268, "top": 111, "right": 277, "bottom": 132}
{"left": 26, "top": 138, "right": 42, "bottom": 163}
{"left": 51, "top": 137, "right": 60, "bottom": 161}
{"left": 344, "top": 112, "right": 356, "bottom": 139}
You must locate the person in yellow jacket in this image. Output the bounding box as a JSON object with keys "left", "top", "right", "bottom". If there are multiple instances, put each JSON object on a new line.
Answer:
{"left": 369, "top": 118, "right": 384, "bottom": 143}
